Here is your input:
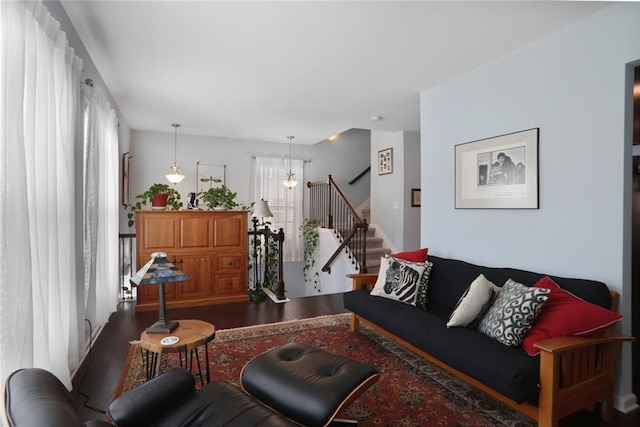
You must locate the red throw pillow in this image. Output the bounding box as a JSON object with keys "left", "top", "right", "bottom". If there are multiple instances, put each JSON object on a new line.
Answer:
{"left": 521, "top": 276, "right": 622, "bottom": 356}
{"left": 386, "top": 247, "right": 429, "bottom": 262}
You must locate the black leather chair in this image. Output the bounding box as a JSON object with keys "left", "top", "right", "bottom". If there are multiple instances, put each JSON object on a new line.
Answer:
{"left": 4, "top": 342, "right": 379, "bottom": 427}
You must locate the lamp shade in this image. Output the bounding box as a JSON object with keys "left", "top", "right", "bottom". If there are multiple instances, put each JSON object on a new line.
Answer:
{"left": 252, "top": 199, "right": 274, "bottom": 218}
{"left": 131, "top": 252, "right": 188, "bottom": 285}
{"left": 165, "top": 165, "right": 185, "bottom": 184}
{"left": 131, "top": 252, "right": 188, "bottom": 334}
{"left": 283, "top": 172, "right": 298, "bottom": 189}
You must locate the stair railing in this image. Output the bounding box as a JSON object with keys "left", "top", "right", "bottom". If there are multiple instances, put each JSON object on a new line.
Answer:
{"left": 307, "top": 175, "right": 369, "bottom": 273}
{"left": 248, "top": 220, "right": 286, "bottom": 300}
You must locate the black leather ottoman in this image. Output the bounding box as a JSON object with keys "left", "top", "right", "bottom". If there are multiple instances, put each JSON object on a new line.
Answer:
{"left": 241, "top": 342, "right": 379, "bottom": 427}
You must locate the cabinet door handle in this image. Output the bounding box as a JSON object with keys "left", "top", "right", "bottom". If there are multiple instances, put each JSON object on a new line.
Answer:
{"left": 226, "top": 281, "right": 233, "bottom": 288}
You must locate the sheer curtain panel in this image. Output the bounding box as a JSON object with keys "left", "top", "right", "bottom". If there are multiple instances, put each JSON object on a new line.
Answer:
{"left": 82, "top": 86, "right": 119, "bottom": 328}
{"left": 0, "top": 0, "right": 84, "bottom": 389}
{"left": 253, "top": 156, "right": 304, "bottom": 262}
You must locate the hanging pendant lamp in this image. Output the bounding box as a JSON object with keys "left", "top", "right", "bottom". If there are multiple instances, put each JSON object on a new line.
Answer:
{"left": 283, "top": 135, "right": 298, "bottom": 189}
{"left": 166, "top": 123, "right": 185, "bottom": 184}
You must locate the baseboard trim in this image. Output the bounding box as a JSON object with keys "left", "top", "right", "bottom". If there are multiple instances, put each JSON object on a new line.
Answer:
{"left": 263, "top": 287, "right": 290, "bottom": 303}
{"left": 615, "top": 393, "right": 639, "bottom": 413}
{"left": 71, "top": 322, "right": 105, "bottom": 379}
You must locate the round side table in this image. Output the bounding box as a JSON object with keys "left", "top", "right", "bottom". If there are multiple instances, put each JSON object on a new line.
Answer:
{"left": 140, "top": 319, "right": 215, "bottom": 386}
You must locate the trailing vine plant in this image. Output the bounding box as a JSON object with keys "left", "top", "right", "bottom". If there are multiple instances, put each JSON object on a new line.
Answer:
{"left": 299, "top": 218, "right": 321, "bottom": 292}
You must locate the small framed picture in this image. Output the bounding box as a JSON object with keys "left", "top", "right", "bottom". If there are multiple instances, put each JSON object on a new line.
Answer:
{"left": 122, "top": 152, "right": 133, "bottom": 206}
{"left": 411, "top": 188, "right": 421, "bottom": 207}
{"left": 378, "top": 147, "right": 393, "bottom": 175}
{"left": 196, "top": 162, "right": 226, "bottom": 194}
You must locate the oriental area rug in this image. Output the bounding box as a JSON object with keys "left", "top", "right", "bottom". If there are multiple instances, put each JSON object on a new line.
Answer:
{"left": 116, "top": 314, "right": 535, "bottom": 426}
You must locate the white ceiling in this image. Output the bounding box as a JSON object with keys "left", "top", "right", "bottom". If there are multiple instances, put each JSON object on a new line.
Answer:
{"left": 60, "top": 1, "right": 607, "bottom": 145}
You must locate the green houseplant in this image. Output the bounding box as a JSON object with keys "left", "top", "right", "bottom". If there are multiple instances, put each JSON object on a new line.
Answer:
{"left": 299, "top": 218, "right": 321, "bottom": 292}
{"left": 197, "top": 185, "right": 247, "bottom": 210}
{"left": 127, "top": 183, "right": 183, "bottom": 227}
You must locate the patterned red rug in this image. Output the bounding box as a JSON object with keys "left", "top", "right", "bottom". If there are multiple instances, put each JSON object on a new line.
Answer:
{"left": 116, "top": 314, "right": 534, "bottom": 426}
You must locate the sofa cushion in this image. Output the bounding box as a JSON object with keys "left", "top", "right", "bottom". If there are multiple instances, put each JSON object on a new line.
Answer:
{"left": 478, "top": 279, "right": 549, "bottom": 347}
{"left": 521, "top": 276, "right": 623, "bottom": 356}
{"left": 343, "top": 289, "right": 541, "bottom": 403}
{"left": 446, "top": 274, "right": 500, "bottom": 328}
{"left": 371, "top": 257, "right": 424, "bottom": 305}
{"left": 389, "top": 247, "right": 428, "bottom": 262}
{"left": 426, "top": 255, "right": 612, "bottom": 312}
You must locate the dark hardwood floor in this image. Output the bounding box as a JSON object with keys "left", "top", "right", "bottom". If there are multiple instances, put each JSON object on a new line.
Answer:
{"left": 70, "top": 294, "right": 639, "bottom": 426}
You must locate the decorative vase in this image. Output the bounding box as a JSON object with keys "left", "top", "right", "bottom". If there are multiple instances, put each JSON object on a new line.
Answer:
{"left": 151, "top": 193, "right": 169, "bottom": 210}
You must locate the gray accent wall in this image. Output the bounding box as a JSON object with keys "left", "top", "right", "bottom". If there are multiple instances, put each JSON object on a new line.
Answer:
{"left": 420, "top": 3, "right": 639, "bottom": 407}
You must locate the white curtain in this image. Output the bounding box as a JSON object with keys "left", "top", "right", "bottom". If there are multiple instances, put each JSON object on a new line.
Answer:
{"left": 82, "top": 86, "right": 119, "bottom": 327}
{"left": 0, "top": 0, "right": 84, "bottom": 388}
{"left": 253, "top": 157, "right": 304, "bottom": 262}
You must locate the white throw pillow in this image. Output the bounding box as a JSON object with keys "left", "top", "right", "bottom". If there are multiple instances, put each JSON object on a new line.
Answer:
{"left": 446, "top": 274, "right": 500, "bottom": 328}
{"left": 371, "top": 257, "right": 425, "bottom": 305}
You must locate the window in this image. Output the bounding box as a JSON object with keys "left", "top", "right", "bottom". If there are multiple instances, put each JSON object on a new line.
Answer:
{"left": 253, "top": 157, "right": 304, "bottom": 262}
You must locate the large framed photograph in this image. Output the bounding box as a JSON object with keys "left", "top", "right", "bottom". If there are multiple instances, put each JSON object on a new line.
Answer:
{"left": 378, "top": 147, "right": 393, "bottom": 175}
{"left": 455, "top": 128, "right": 539, "bottom": 209}
{"left": 196, "top": 162, "right": 226, "bottom": 194}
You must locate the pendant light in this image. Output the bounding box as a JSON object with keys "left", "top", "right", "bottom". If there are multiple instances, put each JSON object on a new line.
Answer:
{"left": 283, "top": 135, "right": 298, "bottom": 189}
{"left": 165, "top": 123, "right": 185, "bottom": 184}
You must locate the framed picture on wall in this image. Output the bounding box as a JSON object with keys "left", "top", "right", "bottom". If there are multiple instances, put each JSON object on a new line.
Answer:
{"left": 122, "top": 152, "right": 132, "bottom": 206}
{"left": 196, "top": 162, "right": 226, "bottom": 194}
{"left": 455, "top": 128, "right": 539, "bottom": 209}
{"left": 378, "top": 147, "right": 393, "bottom": 175}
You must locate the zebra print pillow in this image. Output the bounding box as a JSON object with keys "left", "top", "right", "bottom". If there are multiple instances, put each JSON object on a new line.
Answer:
{"left": 371, "top": 256, "right": 425, "bottom": 305}
{"left": 387, "top": 256, "right": 433, "bottom": 310}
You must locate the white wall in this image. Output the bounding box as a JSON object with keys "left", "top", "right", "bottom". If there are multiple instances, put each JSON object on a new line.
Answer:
{"left": 403, "top": 132, "right": 421, "bottom": 250}
{"left": 305, "top": 129, "right": 371, "bottom": 207}
{"left": 371, "top": 130, "right": 422, "bottom": 250}
{"left": 128, "top": 130, "right": 313, "bottom": 215}
{"left": 420, "top": 3, "right": 639, "bottom": 407}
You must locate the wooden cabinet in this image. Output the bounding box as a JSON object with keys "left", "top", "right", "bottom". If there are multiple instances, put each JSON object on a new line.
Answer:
{"left": 135, "top": 211, "right": 249, "bottom": 311}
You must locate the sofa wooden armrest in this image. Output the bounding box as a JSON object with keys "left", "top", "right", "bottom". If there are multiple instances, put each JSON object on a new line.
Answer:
{"left": 534, "top": 333, "right": 635, "bottom": 427}
{"left": 347, "top": 273, "right": 378, "bottom": 291}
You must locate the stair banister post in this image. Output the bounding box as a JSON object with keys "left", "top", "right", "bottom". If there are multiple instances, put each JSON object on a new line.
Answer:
{"left": 277, "top": 228, "right": 285, "bottom": 300}
{"left": 327, "top": 175, "right": 333, "bottom": 229}
{"left": 361, "top": 219, "right": 368, "bottom": 273}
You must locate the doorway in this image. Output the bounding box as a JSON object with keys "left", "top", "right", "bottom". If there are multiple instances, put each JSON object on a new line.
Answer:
{"left": 631, "top": 65, "right": 640, "bottom": 397}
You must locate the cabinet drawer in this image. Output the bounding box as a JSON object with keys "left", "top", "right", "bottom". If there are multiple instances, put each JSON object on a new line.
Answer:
{"left": 215, "top": 275, "right": 243, "bottom": 294}
{"left": 216, "top": 254, "right": 242, "bottom": 272}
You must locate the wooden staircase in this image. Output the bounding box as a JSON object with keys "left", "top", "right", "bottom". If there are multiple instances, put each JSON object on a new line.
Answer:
{"left": 308, "top": 175, "right": 391, "bottom": 275}
{"left": 363, "top": 228, "right": 389, "bottom": 274}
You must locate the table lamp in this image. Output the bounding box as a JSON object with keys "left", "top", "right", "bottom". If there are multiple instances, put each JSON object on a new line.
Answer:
{"left": 131, "top": 251, "right": 188, "bottom": 334}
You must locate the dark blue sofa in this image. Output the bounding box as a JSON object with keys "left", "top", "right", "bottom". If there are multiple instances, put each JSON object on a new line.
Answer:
{"left": 343, "top": 254, "right": 631, "bottom": 427}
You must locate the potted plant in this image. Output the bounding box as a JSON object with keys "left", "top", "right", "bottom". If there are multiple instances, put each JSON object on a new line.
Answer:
{"left": 197, "top": 185, "right": 246, "bottom": 210}
{"left": 127, "top": 183, "right": 183, "bottom": 227}
{"left": 299, "top": 218, "right": 321, "bottom": 292}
